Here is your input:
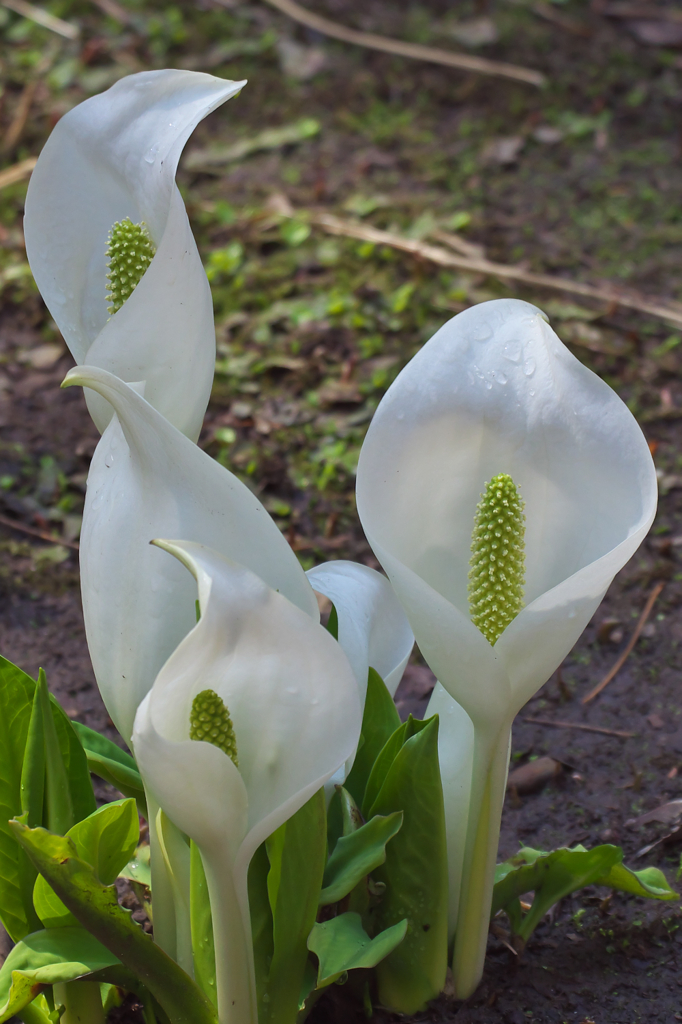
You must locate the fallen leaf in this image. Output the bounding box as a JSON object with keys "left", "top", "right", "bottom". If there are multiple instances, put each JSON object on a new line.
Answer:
{"left": 480, "top": 136, "right": 525, "bottom": 166}
{"left": 647, "top": 713, "right": 664, "bottom": 730}
{"left": 506, "top": 756, "right": 563, "bottom": 795}
{"left": 627, "top": 798, "right": 682, "bottom": 828}
{"left": 277, "top": 38, "right": 327, "bottom": 80}
{"left": 626, "top": 19, "right": 682, "bottom": 45}
{"left": 448, "top": 16, "right": 499, "bottom": 47}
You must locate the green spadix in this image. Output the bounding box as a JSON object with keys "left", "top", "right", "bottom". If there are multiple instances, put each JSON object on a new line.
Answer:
{"left": 468, "top": 473, "right": 525, "bottom": 645}
{"left": 190, "top": 689, "right": 239, "bottom": 767}
{"left": 106, "top": 218, "right": 156, "bottom": 314}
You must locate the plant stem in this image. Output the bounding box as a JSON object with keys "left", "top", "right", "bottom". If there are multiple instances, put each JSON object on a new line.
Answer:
{"left": 202, "top": 848, "right": 257, "bottom": 1024}
{"left": 18, "top": 1000, "right": 51, "bottom": 1024}
{"left": 147, "top": 791, "right": 178, "bottom": 961}
{"left": 53, "top": 982, "right": 105, "bottom": 1024}
{"left": 452, "top": 723, "right": 511, "bottom": 1000}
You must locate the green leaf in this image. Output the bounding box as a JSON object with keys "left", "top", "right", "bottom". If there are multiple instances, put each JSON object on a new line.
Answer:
{"left": 37, "top": 670, "right": 74, "bottom": 835}
{"left": 262, "top": 789, "right": 327, "bottom": 1024}
{"left": 319, "top": 812, "right": 403, "bottom": 906}
{"left": 20, "top": 687, "right": 45, "bottom": 829}
{"left": 119, "top": 844, "right": 151, "bottom": 888}
{"left": 307, "top": 912, "right": 407, "bottom": 988}
{"left": 361, "top": 715, "right": 428, "bottom": 819}
{"left": 0, "top": 926, "right": 119, "bottom": 1023}
{"left": 9, "top": 821, "right": 218, "bottom": 1024}
{"left": 596, "top": 861, "right": 678, "bottom": 901}
{"left": 248, "top": 842, "right": 273, "bottom": 1013}
{"left": 82, "top": 750, "right": 147, "bottom": 816}
{"left": 190, "top": 841, "right": 216, "bottom": 1007}
{"left": 45, "top": 710, "right": 100, "bottom": 828}
{"left": 71, "top": 721, "right": 138, "bottom": 772}
{"left": 34, "top": 800, "right": 139, "bottom": 928}
{"left": 344, "top": 668, "right": 401, "bottom": 809}
{"left": 493, "top": 844, "right": 679, "bottom": 944}
{"left": 0, "top": 655, "right": 42, "bottom": 940}
{"left": 492, "top": 845, "right": 623, "bottom": 942}
{"left": 365, "top": 715, "right": 448, "bottom": 1015}
{"left": 325, "top": 603, "right": 339, "bottom": 640}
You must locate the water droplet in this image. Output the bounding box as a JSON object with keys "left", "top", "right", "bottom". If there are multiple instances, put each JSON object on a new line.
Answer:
{"left": 523, "top": 358, "right": 536, "bottom": 377}
{"left": 396, "top": 411, "right": 405, "bottom": 421}
{"left": 529, "top": 389, "right": 536, "bottom": 396}
{"left": 144, "top": 144, "right": 160, "bottom": 164}
{"left": 91, "top": 495, "right": 103, "bottom": 510}
{"left": 568, "top": 608, "right": 576, "bottom": 619}
{"left": 104, "top": 453, "right": 114, "bottom": 468}
{"left": 285, "top": 687, "right": 298, "bottom": 696}
{"left": 502, "top": 341, "right": 522, "bottom": 363}
{"left": 485, "top": 380, "right": 493, "bottom": 389}
{"left": 471, "top": 322, "right": 492, "bottom": 342}
{"left": 495, "top": 371, "right": 508, "bottom": 385}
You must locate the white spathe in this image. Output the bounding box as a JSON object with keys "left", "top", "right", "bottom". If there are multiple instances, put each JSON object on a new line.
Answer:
{"left": 132, "top": 541, "right": 362, "bottom": 1024}
{"left": 24, "top": 69, "right": 244, "bottom": 441}
{"left": 307, "top": 560, "right": 414, "bottom": 701}
{"left": 356, "top": 298, "right": 657, "bottom": 730}
{"left": 62, "top": 365, "right": 319, "bottom": 744}
{"left": 355, "top": 298, "right": 657, "bottom": 996}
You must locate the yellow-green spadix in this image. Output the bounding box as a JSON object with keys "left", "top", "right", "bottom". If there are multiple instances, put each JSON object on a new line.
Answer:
{"left": 355, "top": 297, "right": 657, "bottom": 999}
{"left": 132, "top": 540, "right": 361, "bottom": 1024}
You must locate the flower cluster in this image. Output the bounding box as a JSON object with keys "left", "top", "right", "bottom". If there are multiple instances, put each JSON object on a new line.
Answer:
{"left": 3, "top": 68, "right": 659, "bottom": 1024}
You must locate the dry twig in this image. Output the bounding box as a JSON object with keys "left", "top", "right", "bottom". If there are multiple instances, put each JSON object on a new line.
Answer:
{"left": 0, "top": 512, "right": 79, "bottom": 552}
{"left": 522, "top": 717, "right": 635, "bottom": 739}
{"left": 0, "top": 156, "right": 37, "bottom": 191}
{"left": 3, "top": 81, "right": 38, "bottom": 154}
{"left": 1, "top": 0, "right": 79, "bottom": 38}
{"left": 253, "top": 0, "right": 546, "bottom": 87}
{"left": 309, "top": 211, "right": 682, "bottom": 328}
{"left": 582, "top": 581, "right": 666, "bottom": 704}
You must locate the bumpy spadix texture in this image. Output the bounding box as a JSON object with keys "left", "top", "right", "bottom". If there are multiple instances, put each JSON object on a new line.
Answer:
{"left": 190, "top": 689, "right": 239, "bottom": 767}
{"left": 468, "top": 473, "right": 525, "bottom": 645}
{"left": 106, "top": 218, "right": 156, "bottom": 314}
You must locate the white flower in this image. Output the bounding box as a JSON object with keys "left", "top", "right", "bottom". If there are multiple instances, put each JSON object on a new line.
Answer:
{"left": 356, "top": 298, "right": 657, "bottom": 997}
{"left": 62, "top": 366, "right": 319, "bottom": 745}
{"left": 132, "top": 541, "right": 362, "bottom": 1024}
{"left": 25, "top": 70, "right": 244, "bottom": 441}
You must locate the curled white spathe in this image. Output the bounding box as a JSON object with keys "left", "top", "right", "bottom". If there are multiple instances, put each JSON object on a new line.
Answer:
{"left": 306, "top": 559, "right": 414, "bottom": 701}
{"left": 25, "top": 70, "right": 244, "bottom": 441}
{"left": 132, "top": 541, "right": 362, "bottom": 1024}
{"left": 63, "top": 365, "right": 318, "bottom": 744}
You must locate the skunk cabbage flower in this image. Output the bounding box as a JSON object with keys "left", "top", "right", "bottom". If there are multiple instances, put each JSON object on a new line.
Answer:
{"left": 356, "top": 298, "right": 657, "bottom": 998}
{"left": 62, "top": 366, "right": 319, "bottom": 744}
{"left": 307, "top": 560, "right": 414, "bottom": 701}
{"left": 132, "top": 541, "right": 362, "bottom": 1024}
{"left": 25, "top": 70, "right": 244, "bottom": 441}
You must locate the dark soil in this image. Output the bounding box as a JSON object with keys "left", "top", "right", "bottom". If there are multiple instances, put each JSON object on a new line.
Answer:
{"left": 3, "top": 0, "right": 682, "bottom": 1020}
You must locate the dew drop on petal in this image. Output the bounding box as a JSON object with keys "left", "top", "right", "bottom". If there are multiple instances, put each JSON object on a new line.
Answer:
{"left": 523, "top": 358, "right": 536, "bottom": 377}
{"left": 495, "top": 371, "right": 508, "bottom": 385}
{"left": 91, "top": 494, "right": 103, "bottom": 510}
{"left": 502, "top": 341, "right": 522, "bottom": 363}
{"left": 471, "top": 322, "right": 492, "bottom": 342}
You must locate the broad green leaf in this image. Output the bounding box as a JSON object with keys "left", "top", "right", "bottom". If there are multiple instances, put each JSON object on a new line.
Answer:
{"left": 262, "top": 788, "right": 327, "bottom": 1024}
{"left": 493, "top": 844, "right": 679, "bottom": 943}
{"left": 0, "top": 655, "right": 42, "bottom": 940}
{"left": 0, "top": 926, "right": 119, "bottom": 1023}
{"left": 596, "top": 862, "right": 678, "bottom": 901}
{"left": 366, "top": 715, "right": 448, "bottom": 1015}
{"left": 319, "top": 812, "right": 403, "bottom": 906}
{"left": 344, "top": 668, "right": 401, "bottom": 809}
{"left": 70, "top": 721, "right": 137, "bottom": 773}
{"left": 119, "top": 844, "right": 151, "bottom": 888}
{"left": 34, "top": 800, "right": 139, "bottom": 929}
{"left": 190, "top": 841, "right": 216, "bottom": 1007}
{"left": 326, "top": 784, "right": 363, "bottom": 855}
{"left": 308, "top": 912, "right": 407, "bottom": 987}
{"left": 492, "top": 845, "right": 622, "bottom": 942}
{"left": 10, "top": 821, "right": 217, "bottom": 1024}
{"left": 325, "top": 603, "right": 339, "bottom": 640}
{"left": 248, "top": 841, "right": 273, "bottom": 1013}
{"left": 361, "top": 715, "right": 428, "bottom": 819}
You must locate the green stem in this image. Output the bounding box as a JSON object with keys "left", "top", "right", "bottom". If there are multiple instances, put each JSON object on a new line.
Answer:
{"left": 201, "top": 848, "right": 257, "bottom": 1024}
{"left": 155, "top": 809, "right": 193, "bottom": 978}
{"left": 452, "top": 723, "right": 511, "bottom": 1000}
{"left": 53, "top": 982, "right": 105, "bottom": 1024}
